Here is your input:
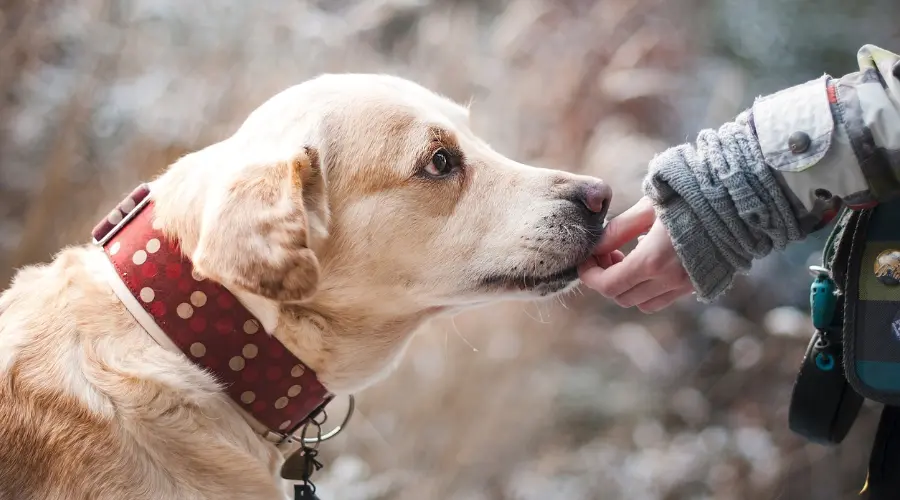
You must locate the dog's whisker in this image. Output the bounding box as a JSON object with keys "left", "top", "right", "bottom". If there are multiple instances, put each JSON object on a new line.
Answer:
{"left": 536, "top": 300, "right": 549, "bottom": 323}
{"left": 449, "top": 315, "right": 478, "bottom": 353}
{"left": 443, "top": 327, "right": 450, "bottom": 363}
{"left": 519, "top": 303, "right": 543, "bottom": 323}
{"left": 521, "top": 300, "right": 549, "bottom": 324}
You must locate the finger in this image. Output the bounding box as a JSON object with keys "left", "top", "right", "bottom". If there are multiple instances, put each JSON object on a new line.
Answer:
{"left": 597, "top": 250, "right": 626, "bottom": 269}
{"left": 597, "top": 253, "right": 613, "bottom": 269}
{"left": 614, "top": 280, "right": 678, "bottom": 308}
{"left": 585, "top": 236, "right": 662, "bottom": 297}
{"left": 594, "top": 197, "right": 656, "bottom": 254}
{"left": 577, "top": 250, "right": 626, "bottom": 277}
{"left": 577, "top": 255, "right": 599, "bottom": 276}
{"left": 580, "top": 258, "right": 648, "bottom": 298}
{"left": 609, "top": 250, "right": 625, "bottom": 265}
{"left": 636, "top": 286, "right": 693, "bottom": 313}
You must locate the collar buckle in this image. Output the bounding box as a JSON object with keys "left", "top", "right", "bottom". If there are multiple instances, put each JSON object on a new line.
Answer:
{"left": 294, "top": 395, "right": 355, "bottom": 445}
{"left": 91, "top": 184, "right": 153, "bottom": 247}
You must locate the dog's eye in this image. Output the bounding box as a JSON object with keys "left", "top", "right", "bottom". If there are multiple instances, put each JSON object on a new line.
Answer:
{"left": 424, "top": 149, "right": 454, "bottom": 177}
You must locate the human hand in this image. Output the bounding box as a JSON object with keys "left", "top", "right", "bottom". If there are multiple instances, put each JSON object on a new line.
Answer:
{"left": 578, "top": 197, "right": 695, "bottom": 313}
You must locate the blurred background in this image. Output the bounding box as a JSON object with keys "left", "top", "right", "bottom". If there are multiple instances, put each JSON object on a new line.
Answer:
{"left": 2, "top": 0, "right": 900, "bottom": 498}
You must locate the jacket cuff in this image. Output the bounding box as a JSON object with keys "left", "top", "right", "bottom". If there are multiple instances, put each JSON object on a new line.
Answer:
{"left": 642, "top": 149, "right": 738, "bottom": 302}
{"left": 751, "top": 75, "right": 875, "bottom": 212}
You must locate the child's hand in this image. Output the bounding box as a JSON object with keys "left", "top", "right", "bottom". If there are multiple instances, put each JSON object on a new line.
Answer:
{"left": 579, "top": 197, "right": 694, "bottom": 313}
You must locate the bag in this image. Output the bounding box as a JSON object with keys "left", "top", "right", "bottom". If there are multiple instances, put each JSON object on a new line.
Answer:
{"left": 789, "top": 200, "right": 900, "bottom": 496}
{"left": 843, "top": 198, "right": 900, "bottom": 404}
{"left": 789, "top": 198, "right": 900, "bottom": 444}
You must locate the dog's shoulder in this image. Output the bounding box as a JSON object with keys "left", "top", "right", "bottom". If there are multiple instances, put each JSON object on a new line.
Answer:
{"left": 0, "top": 246, "right": 138, "bottom": 499}
{"left": 0, "top": 247, "right": 286, "bottom": 500}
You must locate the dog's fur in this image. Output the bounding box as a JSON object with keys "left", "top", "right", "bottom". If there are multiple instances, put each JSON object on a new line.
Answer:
{"left": 0, "top": 74, "right": 610, "bottom": 500}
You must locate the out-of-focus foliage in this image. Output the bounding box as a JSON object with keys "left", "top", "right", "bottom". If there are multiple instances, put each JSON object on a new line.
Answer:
{"left": 1, "top": 1, "right": 898, "bottom": 499}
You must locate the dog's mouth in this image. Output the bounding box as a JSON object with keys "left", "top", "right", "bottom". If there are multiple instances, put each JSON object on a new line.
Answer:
{"left": 476, "top": 220, "right": 606, "bottom": 297}
{"left": 478, "top": 265, "right": 580, "bottom": 296}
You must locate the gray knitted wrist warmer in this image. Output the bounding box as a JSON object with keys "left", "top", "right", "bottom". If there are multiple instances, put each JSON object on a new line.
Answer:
{"left": 642, "top": 111, "right": 806, "bottom": 302}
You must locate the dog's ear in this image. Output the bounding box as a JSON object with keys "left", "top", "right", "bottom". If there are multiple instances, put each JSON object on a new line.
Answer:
{"left": 191, "top": 147, "right": 328, "bottom": 302}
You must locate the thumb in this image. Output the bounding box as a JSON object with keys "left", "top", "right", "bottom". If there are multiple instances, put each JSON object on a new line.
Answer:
{"left": 594, "top": 197, "right": 656, "bottom": 254}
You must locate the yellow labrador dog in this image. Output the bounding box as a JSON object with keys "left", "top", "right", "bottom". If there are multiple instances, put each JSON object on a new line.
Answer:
{"left": 0, "top": 74, "right": 610, "bottom": 500}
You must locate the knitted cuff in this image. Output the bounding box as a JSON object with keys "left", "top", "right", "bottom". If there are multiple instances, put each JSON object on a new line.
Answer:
{"left": 643, "top": 154, "right": 738, "bottom": 302}
{"left": 641, "top": 112, "right": 804, "bottom": 303}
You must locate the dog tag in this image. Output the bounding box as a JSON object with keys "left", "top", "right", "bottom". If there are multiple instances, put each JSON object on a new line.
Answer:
{"left": 282, "top": 447, "right": 324, "bottom": 500}
{"left": 294, "top": 484, "right": 320, "bottom": 500}
{"left": 281, "top": 450, "right": 314, "bottom": 481}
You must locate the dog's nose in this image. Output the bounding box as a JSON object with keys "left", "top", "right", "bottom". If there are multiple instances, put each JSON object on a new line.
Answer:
{"left": 579, "top": 181, "right": 612, "bottom": 220}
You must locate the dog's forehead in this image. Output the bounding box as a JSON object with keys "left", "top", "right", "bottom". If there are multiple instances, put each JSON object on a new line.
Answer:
{"left": 233, "top": 75, "right": 475, "bottom": 173}
{"left": 363, "top": 75, "right": 470, "bottom": 126}
{"left": 254, "top": 74, "right": 470, "bottom": 132}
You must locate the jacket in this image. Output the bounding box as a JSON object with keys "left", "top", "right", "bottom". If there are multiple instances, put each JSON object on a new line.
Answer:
{"left": 643, "top": 45, "right": 900, "bottom": 301}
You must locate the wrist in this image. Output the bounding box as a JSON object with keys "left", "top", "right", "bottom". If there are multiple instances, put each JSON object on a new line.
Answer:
{"left": 640, "top": 110, "right": 804, "bottom": 302}
{"left": 644, "top": 169, "right": 737, "bottom": 302}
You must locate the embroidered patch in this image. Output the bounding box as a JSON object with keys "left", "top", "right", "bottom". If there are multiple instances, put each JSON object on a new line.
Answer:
{"left": 875, "top": 249, "right": 900, "bottom": 286}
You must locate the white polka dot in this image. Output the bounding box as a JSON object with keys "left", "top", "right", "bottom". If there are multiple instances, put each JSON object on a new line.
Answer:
{"left": 242, "top": 344, "right": 258, "bottom": 359}
{"left": 287, "top": 385, "right": 302, "bottom": 398}
{"left": 240, "top": 391, "right": 256, "bottom": 404}
{"left": 189, "top": 342, "right": 206, "bottom": 357}
{"left": 191, "top": 269, "right": 206, "bottom": 281}
{"left": 120, "top": 197, "right": 136, "bottom": 213}
{"left": 278, "top": 420, "right": 292, "bottom": 430}
{"left": 274, "top": 397, "right": 289, "bottom": 409}
{"left": 229, "top": 356, "right": 246, "bottom": 371}
{"left": 190, "top": 291, "right": 207, "bottom": 307}
{"left": 291, "top": 365, "right": 305, "bottom": 378}
{"left": 139, "top": 287, "right": 155, "bottom": 303}
{"left": 146, "top": 238, "right": 161, "bottom": 254}
{"left": 107, "top": 210, "right": 123, "bottom": 225}
{"left": 243, "top": 320, "right": 259, "bottom": 335}
{"left": 109, "top": 241, "right": 121, "bottom": 256}
{"left": 151, "top": 218, "right": 164, "bottom": 230}
{"left": 176, "top": 303, "right": 193, "bottom": 319}
{"left": 132, "top": 250, "right": 147, "bottom": 265}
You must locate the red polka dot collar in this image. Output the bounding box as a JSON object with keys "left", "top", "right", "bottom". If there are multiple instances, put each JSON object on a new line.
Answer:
{"left": 92, "top": 184, "right": 333, "bottom": 444}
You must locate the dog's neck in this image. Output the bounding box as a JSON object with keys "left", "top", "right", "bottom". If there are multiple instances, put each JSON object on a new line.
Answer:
{"left": 277, "top": 297, "right": 434, "bottom": 394}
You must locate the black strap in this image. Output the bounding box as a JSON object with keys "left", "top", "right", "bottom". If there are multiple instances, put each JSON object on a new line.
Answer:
{"left": 864, "top": 405, "right": 900, "bottom": 498}
{"left": 294, "top": 483, "right": 320, "bottom": 499}
{"left": 788, "top": 293, "right": 864, "bottom": 444}
{"left": 827, "top": 207, "right": 859, "bottom": 289}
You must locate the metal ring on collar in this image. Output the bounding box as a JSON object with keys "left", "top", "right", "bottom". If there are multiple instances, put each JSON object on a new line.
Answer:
{"left": 300, "top": 395, "right": 355, "bottom": 445}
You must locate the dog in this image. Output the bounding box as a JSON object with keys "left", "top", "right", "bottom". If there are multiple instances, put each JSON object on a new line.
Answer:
{"left": 0, "top": 74, "right": 611, "bottom": 500}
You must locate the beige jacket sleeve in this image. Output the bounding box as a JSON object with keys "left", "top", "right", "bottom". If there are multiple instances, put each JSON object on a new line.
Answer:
{"left": 641, "top": 45, "right": 900, "bottom": 300}
{"left": 752, "top": 44, "right": 900, "bottom": 231}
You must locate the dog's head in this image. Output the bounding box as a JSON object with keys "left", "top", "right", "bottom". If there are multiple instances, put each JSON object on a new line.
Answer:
{"left": 152, "top": 74, "right": 610, "bottom": 392}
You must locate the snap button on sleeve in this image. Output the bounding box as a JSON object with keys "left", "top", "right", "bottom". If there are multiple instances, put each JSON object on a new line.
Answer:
{"left": 752, "top": 75, "right": 833, "bottom": 172}
{"left": 789, "top": 131, "right": 812, "bottom": 154}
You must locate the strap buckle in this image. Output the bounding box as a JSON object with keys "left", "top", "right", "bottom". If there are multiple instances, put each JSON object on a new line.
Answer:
{"left": 295, "top": 395, "right": 355, "bottom": 445}
{"left": 91, "top": 184, "right": 153, "bottom": 246}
